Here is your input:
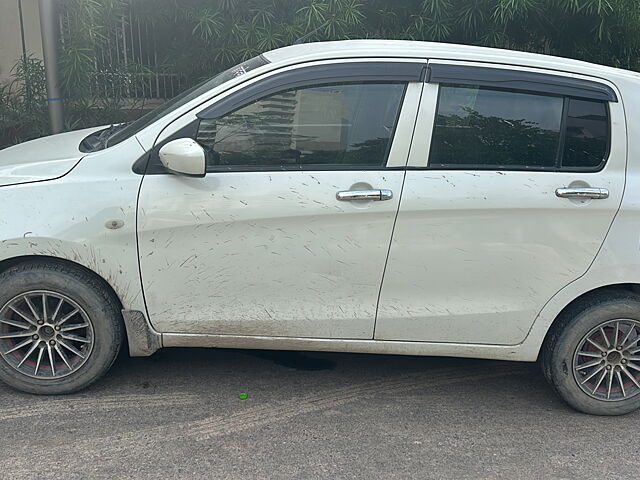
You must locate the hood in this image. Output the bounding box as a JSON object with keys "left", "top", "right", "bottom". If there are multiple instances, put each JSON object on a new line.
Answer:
{"left": 0, "top": 126, "right": 107, "bottom": 188}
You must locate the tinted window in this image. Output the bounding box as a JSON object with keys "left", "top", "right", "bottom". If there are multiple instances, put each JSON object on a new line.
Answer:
{"left": 562, "top": 99, "right": 609, "bottom": 168}
{"left": 106, "top": 56, "right": 269, "bottom": 148}
{"left": 429, "top": 85, "right": 563, "bottom": 169}
{"left": 196, "top": 82, "right": 406, "bottom": 170}
{"left": 429, "top": 84, "right": 611, "bottom": 171}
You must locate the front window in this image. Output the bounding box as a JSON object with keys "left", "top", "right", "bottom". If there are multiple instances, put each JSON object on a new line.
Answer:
{"left": 82, "top": 56, "right": 269, "bottom": 152}
{"left": 196, "top": 82, "right": 407, "bottom": 171}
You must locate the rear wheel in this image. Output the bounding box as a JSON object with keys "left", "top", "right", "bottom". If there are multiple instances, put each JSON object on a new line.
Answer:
{"left": 0, "top": 260, "right": 123, "bottom": 394}
{"left": 541, "top": 290, "right": 640, "bottom": 415}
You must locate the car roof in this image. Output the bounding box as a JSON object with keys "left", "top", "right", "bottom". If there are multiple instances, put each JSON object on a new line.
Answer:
{"left": 263, "top": 40, "right": 640, "bottom": 83}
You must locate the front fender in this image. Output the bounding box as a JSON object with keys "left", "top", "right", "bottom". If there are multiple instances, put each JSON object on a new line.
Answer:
{"left": 0, "top": 137, "right": 147, "bottom": 313}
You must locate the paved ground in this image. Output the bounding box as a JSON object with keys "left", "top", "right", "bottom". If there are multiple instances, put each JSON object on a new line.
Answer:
{"left": 0, "top": 348, "right": 638, "bottom": 479}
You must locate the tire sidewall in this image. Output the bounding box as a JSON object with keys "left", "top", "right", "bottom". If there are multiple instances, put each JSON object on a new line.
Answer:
{"left": 0, "top": 264, "right": 122, "bottom": 394}
{"left": 549, "top": 298, "right": 640, "bottom": 415}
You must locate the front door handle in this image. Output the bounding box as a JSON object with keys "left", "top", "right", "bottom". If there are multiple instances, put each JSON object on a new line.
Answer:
{"left": 555, "top": 187, "right": 609, "bottom": 200}
{"left": 336, "top": 189, "right": 393, "bottom": 201}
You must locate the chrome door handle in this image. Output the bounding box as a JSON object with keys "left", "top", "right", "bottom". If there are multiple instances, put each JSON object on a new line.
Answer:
{"left": 555, "top": 187, "right": 609, "bottom": 200}
{"left": 336, "top": 189, "right": 393, "bottom": 201}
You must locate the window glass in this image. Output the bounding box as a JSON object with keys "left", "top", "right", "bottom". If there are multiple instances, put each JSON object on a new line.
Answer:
{"left": 196, "top": 82, "right": 406, "bottom": 170}
{"left": 107, "top": 56, "right": 269, "bottom": 149}
{"left": 429, "top": 85, "right": 563, "bottom": 169}
{"left": 562, "top": 99, "right": 608, "bottom": 168}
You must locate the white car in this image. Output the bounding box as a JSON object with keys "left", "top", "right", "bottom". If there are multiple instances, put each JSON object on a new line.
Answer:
{"left": 1, "top": 40, "right": 639, "bottom": 415}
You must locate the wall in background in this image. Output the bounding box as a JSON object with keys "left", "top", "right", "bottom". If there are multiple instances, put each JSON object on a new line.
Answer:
{"left": 0, "top": 0, "right": 43, "bottom": 85}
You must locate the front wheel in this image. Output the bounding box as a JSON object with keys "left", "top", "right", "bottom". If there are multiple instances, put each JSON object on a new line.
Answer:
{"left": 0, "top": 261, "right": 123, "bottom": 394}
{"left": 541, "top": 290, "right": 640, "bottom": 415}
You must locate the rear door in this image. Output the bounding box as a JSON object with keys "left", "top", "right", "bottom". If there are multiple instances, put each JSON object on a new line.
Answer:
{"left": 137, "top": 60, "right": 425, "bottom": 338}
{"left": 375, "top": 61, "right": 626, "bottom": 345}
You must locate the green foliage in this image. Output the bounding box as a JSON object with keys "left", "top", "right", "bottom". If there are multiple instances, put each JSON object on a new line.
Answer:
{"left": 0, "top": 56, "right": 49, "bottom": 148}
{"left": 2, "top": 0, "right": 640, "bottom": 149}
{"left": 58, "top": 0, "right": 152, "bottom": 130}
{"left": 63, "top": 0, "right": 640, "bottom": 83}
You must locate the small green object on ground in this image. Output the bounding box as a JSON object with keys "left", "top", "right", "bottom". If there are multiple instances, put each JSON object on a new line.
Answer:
{"left": 239, "top": 393, "right": 247, "bottom": 400}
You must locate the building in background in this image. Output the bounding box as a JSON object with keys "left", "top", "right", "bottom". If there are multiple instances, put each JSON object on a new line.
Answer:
{"left": 0, "top": 0, "right": 43, "bottom": 85}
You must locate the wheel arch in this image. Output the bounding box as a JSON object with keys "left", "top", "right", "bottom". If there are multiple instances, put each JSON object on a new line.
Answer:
{"left": 0, "top": 255, "right": 124, "bottom": 307}
{"left": 538, "top": 282, "right": 640, "bottom": 360}
{"left": 0, "top": 254, "right": 161, "bottom": 357}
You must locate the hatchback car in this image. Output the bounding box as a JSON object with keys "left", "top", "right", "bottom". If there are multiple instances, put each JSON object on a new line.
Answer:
{"left": 1, "top": 40, "right": 639, "bottom": 415}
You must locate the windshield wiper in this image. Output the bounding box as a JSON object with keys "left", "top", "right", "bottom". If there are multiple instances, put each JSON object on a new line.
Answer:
{"left": 79, "top": 122, "right": 131, "bottom": 153}
{"left": 99, "top": 122, "right": 131, "bottom": 145}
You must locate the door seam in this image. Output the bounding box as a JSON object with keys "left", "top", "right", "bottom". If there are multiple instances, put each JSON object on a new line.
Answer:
{"left": 373, "top": 81, "right": 426, "bottom": 338}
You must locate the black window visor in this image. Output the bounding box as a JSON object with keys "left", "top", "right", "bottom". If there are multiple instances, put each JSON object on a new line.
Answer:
{"left": 427, "top": 64, "right": 618, "bottom": 103}
{"left": 197, "top": 61, "right": 427, "bottom": 119}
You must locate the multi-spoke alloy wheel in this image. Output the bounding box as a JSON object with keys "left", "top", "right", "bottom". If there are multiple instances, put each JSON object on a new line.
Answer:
{"left": 573, "top": 319, "right": 640, "bottom": 401}
{"left": 541, "top": 292, "right": 640, "bottom": 415}
{"left": 0, "top": 291, "right": 94, "bottom": 379}
{"left": 0, "top": 261, "right": 123, "bottom": 395}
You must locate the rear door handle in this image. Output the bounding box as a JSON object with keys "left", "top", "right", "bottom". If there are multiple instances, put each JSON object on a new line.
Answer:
{"left": 336, "top": 189, "right": 393, "bottom": 201}
{"left": 555, "top": 187, "right": 609, "bottom": 200}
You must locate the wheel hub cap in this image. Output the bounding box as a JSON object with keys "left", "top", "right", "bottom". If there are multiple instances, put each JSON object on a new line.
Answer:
{"left": 573, "top": 319, "right": 640, "bottom": 401}
{"left": 606, "top": 350, "right": 623, "bottom": 365}
{"left": 0, "top": 291, "right": 94, "bottom": 379}
{"left": 40, "top": 326, "right": 55, "bottom": 339}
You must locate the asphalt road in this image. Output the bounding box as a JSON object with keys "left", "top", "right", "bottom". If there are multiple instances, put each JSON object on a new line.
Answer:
{"left": 1, "top": 348, "right": 638, "bottom": 479}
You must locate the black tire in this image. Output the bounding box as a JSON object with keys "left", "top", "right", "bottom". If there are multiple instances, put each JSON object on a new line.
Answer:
{"left": 540, "top": 289, "right": 640, "bottom": 415}
{"left": 0, "top": 260, "right": 123, "bottom": 395}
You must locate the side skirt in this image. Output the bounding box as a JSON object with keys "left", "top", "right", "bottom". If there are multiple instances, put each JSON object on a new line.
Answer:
{"left": 161, "top": 333, "right": 534, "bottom": 362}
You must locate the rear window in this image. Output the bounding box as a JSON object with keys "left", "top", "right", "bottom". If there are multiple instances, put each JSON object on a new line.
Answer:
{"left": 562, "top": 99, "right": 609, "bottom": 169}
{"left": 428, "top": 85, "right": 610, "bottom": 171}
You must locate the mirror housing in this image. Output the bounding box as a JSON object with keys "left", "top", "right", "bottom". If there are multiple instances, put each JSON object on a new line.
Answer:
{"left": 158, "top": 138, "right": 206, "bottom": 177}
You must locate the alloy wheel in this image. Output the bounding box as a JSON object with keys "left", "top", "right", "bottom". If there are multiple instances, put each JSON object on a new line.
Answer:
{"left": 0, "top": 291, "right": 94, "bottom": 379}
{"left": 573, "top": 319, "right": 640, "bottom": 401}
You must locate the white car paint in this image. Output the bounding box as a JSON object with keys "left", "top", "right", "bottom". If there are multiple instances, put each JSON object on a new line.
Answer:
{"left": 158, "top": 138, "right": 206, "bottom": 176}
{"left": 375, "top": 66, "right": 627, "bottom": 345}
{"left": 0, "top": 126, "right": 105, "bottom": 187}
{"left": 137, "top": 66, "right": 423, "bottom": 339}
{"left": 138, "top": 169, "right": 405, "bottom": 338}
{"left": 1, "top": 40, "right": 639, "bottom": 363}
{"left": 0, "top": 136, "right": 147, "bottom": 314}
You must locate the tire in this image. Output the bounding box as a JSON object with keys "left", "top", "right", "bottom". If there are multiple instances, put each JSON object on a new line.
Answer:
{"left": 540, "top": 290, "right": 640, "bottom": 415}
{"left": 0, "top": 260, "right": 123, "bottom": 395}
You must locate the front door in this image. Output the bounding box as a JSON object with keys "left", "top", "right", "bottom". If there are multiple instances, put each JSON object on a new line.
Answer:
{"left": 138, "top": 71, "right": 422, "bottom": 338}
{"left": 375, "top": 63, "right": 626, "bottom": 345}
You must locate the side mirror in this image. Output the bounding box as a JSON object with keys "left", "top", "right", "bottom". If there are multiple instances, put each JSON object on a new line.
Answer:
{"left": 158, "top": 138, "right": 206, "bottom": 177}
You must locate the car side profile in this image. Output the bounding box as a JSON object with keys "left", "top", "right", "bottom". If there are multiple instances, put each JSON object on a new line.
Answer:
{"left": 1, "top": 40, "right": 640, "bottom": 415}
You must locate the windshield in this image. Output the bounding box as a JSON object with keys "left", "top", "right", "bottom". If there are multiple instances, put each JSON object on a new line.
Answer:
{"left": 105, "top": 55, "right": 269, "bottom": 148}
